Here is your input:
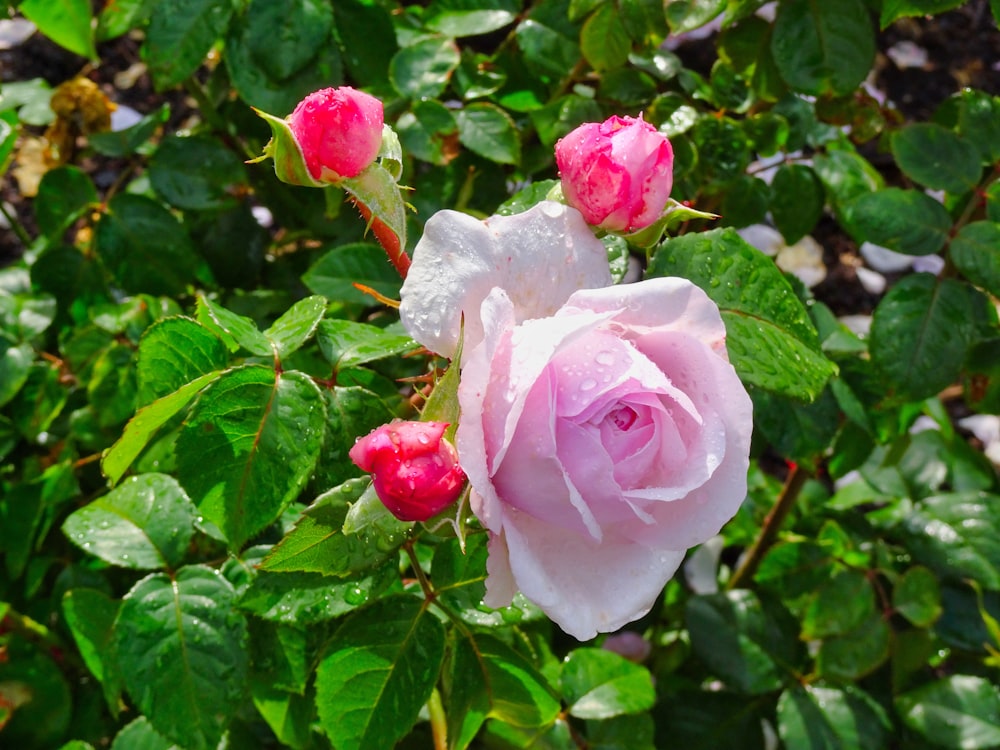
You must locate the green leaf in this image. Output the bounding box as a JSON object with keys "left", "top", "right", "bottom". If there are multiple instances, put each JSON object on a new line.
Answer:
{"left": 315, "top": 595, "right": 446, "bottom": 750}
{"left": 144, "top": 0, "right": 235, "bottom": 90}
{"left": 685, "top": 590, "right": 800, "bottom": 694}
{"left": 136, "top": 316, "right": 229, "bottom": 407}
{"left": 263, "top": 295, "right": 327, "bottom": 359}
{"left": 770, "top": 0, "right": 874, "bottom": 96}
{"left": 956, "top": 89, "right": 1000, "bottom": 164}
{"left": 561, "top": 648, "right": 655, "bottom": 720}
{"left": 893, "top": 566, "right": 943, "bottom": 627}
{"left": 88, "top": 342, "right": 138, "bottom": 428}
{"left": 844, "top": 188, "right": 952, "bottom": 256}
{"left": 239, "top": 562, "right": 399, "bottom": 625}
{"left": 35, "top": 166, "right": 98, "bottom": 238}
{"left": 812, "top": 146, "right": 884, "bottom": 216}
{"left": 114, "top": 565, "right": 249, "bottom": 750}
{"left": 950, "top": 221, "right": 1000, "bottom": 298}
{"left": 302, "top": 243, "right": 403, "bottom": 307}
{"left": 891, "top": 123, "right": 982, "bottom": 195}
{"left": 666, "top": 0, "right": 726, "bottom": 33}
{"left": 648, "top": 228, "right": 836, "bottom": 401}
{"left": 448, "top": 632, "right": 561, "bottom": 748}
{"left": 869, "top": 275, "right": 986, "bottom": 401}
{"left": 62, "top": 473, "right": 196, "bottom": 570}
{"left": 259, "top": 479, "right": 410, "bottom": 576}
{"left": 899, "top": 492, "right": 1000, "bottom": 589}
{"left": 248, "top": 620, "right": 308, "bottom": 694}
{"left": 20, "top": 0, "right": 97, "bottom": 59}
{"left": 777, "top": 685, "right": 889, "bottom": 750}
{"left": 314, "top": 384, "right": 399, "bottom": 488}
{"left": 149, "top": 134, "right": 248, "bottom": 211}
{"left": 397, "top": 100, "right": 459, "bottom": 165}
{"left": 769, "top": 164, "right": 823, "bottom": 244}
{"left": 97, "top": 0, "right": 157, "bottom": 41}
{"left": 390, "top": 37, "right": 461, "bottom": 100}
{"left": 110, "top": 717, "right": 180, "bottom": 750}
{"left": 250, "top": 682, "right": 313, "bottom": 750}
{"left": 176, "top": 366, "right": 327, "bottom": 549}
{"left": 0, "top": 639, "right": 72, "bottom": 746}
{"left": 244, "top": 0, "right": 332, "bottom": 80}
{"left": 316, "top": 319, "right": 416, "bottom": 370}
{"left": 195, "top": 295, "right": 272, "bottom": 356}
{"left": 0, "top": 78, "right": 54, "bottom": 126}
{"left": 751, "top": 387, "right": 840, "bottom": 465}
{"left": 880, "top": 0, "right": 967, "bottom": 27}
{"left": 0, "top": 341, "right": 32, "bottom": 408}
{"left": 801, "top": 570, "right": 876, "bottom": 639}
{"left": 581, "top": 4, "right": 630, "bottom": 71}
{"left": 90, "top": 103, "right": 170, "bottom": 157}
{"left": 95, "top": 194, "right": 203, "bottom": 296}
{"left": 515, "top": 2, "right": 581, "bottom": 80}
{"left": 102, "top": 371, "right": 222, "bottom": 486}
{"left": 425, "top": 0, "right": 520, "bottom": 36}
{"left": 332, "top": 0, "right": 396, "bottom": 87}
{"left": 897, "top": 675, "right": 1000, "bottom": 749}
{"left": 456, "top": 103, "right": 520, "bottom": 165}
{"left": 62, "top": 588, "right": 120, "bottom": 684}
{"left": 816, "top": 612, "right": 890, "bottom": 681}
{"left": 10, "top": 362, "right": 69, "bottom": 441}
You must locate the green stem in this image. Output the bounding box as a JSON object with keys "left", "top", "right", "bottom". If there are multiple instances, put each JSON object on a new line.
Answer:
{"left": 0, "top": 201, "right": 32, "bottom": 248}
{"left": 428, "top": 687, "right": 448, "bottom": 750}
{"left": 727, "top": 464, "right": 809, "bottom": 590}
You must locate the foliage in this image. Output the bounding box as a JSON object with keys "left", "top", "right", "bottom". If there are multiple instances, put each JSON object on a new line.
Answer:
{"left": 2, "top": 0, "right": 1000, "bottom": 748}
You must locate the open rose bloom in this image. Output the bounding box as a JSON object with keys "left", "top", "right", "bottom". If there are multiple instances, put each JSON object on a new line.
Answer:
{"left": 400, "top": 201, "right": 752, "bottom": 640}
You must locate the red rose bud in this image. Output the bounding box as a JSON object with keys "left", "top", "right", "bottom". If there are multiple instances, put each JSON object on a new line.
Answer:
{"left": 555, "top": 115, "right": 673, "bottom": 233}
{"left": 349, "top": 421, "right": 466, "bottom": 522}
{"left": 288, "top": 86, "right": 384, "bottom": 181}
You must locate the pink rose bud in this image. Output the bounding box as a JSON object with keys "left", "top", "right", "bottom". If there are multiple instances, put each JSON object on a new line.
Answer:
{"left": 555, "top": 115, "right": 674, "bottom": 233}
{"left": 287, "top": 86, "right": 384, "bottom": 181}
{"left": 349, "top": 421, "right": 466, "bottom": 522}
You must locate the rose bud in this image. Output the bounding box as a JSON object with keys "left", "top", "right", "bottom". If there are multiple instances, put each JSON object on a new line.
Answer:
{"left": 287, "top": 86, "right": 384, "bottom": 181}
{"left": 349, "top": 421, "right": 466, "bottom": 522}
{"left": 555, "top": 115, "right": 673, "bottom": 233}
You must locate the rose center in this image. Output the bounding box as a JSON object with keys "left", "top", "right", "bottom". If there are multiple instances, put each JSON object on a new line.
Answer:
{"left": 607, "top": 405, "right": 638, "bottom": 431}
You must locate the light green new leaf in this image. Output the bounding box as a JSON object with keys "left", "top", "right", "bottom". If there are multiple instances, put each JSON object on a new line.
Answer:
{"left": 195, "top": 294, "right": 273, "bottom": 356}
{"left": 315, "top": 595, "right": 446, "bottom": 750}
{"left": 259, "top": 479, "right": 410, "bottom": 577}
{"left": 175, "top": 366, "right": 327, "bottom": 549}
{"left": 114, "top": 566, "right": 249, "bottom": 750}
{"left": 263, "top": 295, "right": 327, "bottom": 359}
{"left": 20, "top": 0, "right": 97, "bottom": 59}
{"left": 561, "top": 648, "right": 656, "bottom": 720}
{"left": 62, "top": 473, "right": 197, "bottom": 570}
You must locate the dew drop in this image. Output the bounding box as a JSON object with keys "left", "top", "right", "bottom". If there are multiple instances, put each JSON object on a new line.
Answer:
{"left": 580, "top": 378, "right": 597, "bottom": 392}
{"left": 595, "top": 350, "right": 615, "bottom": 367}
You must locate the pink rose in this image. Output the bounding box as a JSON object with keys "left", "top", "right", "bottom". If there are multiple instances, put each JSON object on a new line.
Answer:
{"left": 288, "top": 87, "right": 384, "bottom": 181}
{"left": 456, "top": 278, "right": 752, "bottom": 640}
{"left": 555, "top": 115, "right": 673, "bottom": 233}
{"left": 349, "top": 421, "right": 466, "bottom": 522}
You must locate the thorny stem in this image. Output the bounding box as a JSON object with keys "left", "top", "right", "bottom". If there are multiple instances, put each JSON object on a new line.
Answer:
{"left": 727, "top": 464, "right": 809, "bottom": 590}
{"left": 352, "top": 199, "right": 411, "bottom": 279}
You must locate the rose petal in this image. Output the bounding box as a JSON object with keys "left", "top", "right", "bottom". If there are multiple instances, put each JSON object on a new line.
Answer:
{"left": 399, "top": 202, "right": 611, "bottom": 358}
{"left": 499, "top": 511, "right": 686, "bottom": 640}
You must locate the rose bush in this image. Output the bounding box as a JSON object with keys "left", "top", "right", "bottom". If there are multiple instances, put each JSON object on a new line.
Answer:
{"left": 399, "top": 203, "right": 753, "bottom": 640}
{"left": 349, "top": 421, "right": 466, "bottom": 521}
{"left": 287, "top": 86, "right": 384, "bottom": 180}
{"left": 555, "top": 115, "right": 674, "bottom": 233}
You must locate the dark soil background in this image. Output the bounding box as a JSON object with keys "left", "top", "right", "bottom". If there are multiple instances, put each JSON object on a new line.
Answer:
{"left": 2, "top": 1, "right": 999, "bottom": 292}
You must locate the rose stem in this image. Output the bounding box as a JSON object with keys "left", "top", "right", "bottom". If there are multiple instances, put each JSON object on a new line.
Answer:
{"left": 427, "top": 688, "right": 448, "bottom": 750}
{"left": 352, "top": 199, "right": 411, "bottom": 279}
{"left": 726, "top": 463, "right": 809, "bottom": 590}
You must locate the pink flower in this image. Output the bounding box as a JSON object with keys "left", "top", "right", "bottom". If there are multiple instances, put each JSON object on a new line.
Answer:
{"left": 287, "top": 87, "right": 384, "bottom": 181}
{"left": 555, "top": 116, "right": 673, "bottom": 233}
{"left": 349, "top": 421, "right": 466, "bottom": 522}
{"left": 456, "top": 278, "right": 752, "bottom": 640}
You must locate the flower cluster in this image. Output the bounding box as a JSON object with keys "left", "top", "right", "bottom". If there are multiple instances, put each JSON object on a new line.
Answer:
{"left": 266, "top": 90, "right": 753, "bottom": 640}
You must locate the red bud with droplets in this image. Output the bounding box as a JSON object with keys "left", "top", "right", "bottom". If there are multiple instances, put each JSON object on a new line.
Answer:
{"left": 349, "top": 421, "right": 466, "bottom": 522}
